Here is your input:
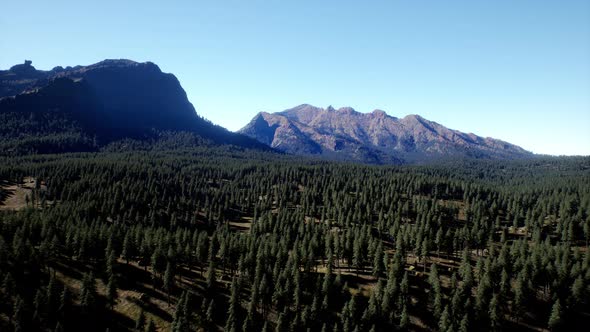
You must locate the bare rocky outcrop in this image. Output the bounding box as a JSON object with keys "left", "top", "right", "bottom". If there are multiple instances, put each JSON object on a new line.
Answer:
{"left": 240, "top": 104, "right": 532, "bottom": 164}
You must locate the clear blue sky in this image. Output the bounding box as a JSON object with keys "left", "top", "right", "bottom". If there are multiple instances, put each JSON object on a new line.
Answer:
{"left": 2, "top": 0, "right": 589, "bottom": 155}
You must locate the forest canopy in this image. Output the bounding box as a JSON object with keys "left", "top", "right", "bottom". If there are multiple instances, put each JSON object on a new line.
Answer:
{"left": 0, "top": 148, "right": 588, "bottom": 331}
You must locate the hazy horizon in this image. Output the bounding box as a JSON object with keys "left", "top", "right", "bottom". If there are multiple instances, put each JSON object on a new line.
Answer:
{"left": 2, "top": 0, "right": 589, "bottom": 156}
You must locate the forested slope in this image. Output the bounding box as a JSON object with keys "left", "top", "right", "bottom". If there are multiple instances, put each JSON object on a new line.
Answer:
{"left": 0, "top": 149, "right": 588, "bottom": 331}
{"left": 0, "top": 60, "right": 269, "bottom": 156}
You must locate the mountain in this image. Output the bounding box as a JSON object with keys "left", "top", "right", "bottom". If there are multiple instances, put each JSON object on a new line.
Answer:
{"left": 239, "top": 104, "right": 533, "bottom": 164}
{"left": 0, "top": 60, "right": 267, "bottom": 155}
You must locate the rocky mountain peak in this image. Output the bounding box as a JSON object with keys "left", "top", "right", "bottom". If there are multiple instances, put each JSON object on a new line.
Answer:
{"left": 371, "top": 109, "right": 387, "bottom": 118}
{"left": 239, "top": 104, "right": 533, "bottom": 164}
{"left": 336, "top": 107, "right": 357, "bottom": 115}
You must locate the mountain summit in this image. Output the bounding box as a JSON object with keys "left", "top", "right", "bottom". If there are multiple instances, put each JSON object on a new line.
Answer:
{"left": 239, "top": 104, "right": 532, "bottom": 164}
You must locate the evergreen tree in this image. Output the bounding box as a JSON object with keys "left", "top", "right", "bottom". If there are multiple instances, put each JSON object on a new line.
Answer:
{"left": 106, "top": 249, "right": 116, "bottom": 277}
{"left": 80, "top": 272, "right": 97, "bottom": 315}
{"left": 400, "top": 303, "right": 409, "bottom": 329}
{"left": 206, "top": 261, "right": 216, "bottom": 292}
{"left": 571, "top": 276, "right": 585, "bottom": 305}
{"left": 489, "top": 293, "right": 501, "bottom": 331}
{"left": 438, "top": 305, "right": 450, "bottom": 332}
{"left": 225, "top": 277, "right": 241, "bottom": 332}
{"left": 172, "top": 291, "right": 190, "bottom": 332}
{"left": 46, "top": 273, "right": 61, "bottom": 316}
{"left": 548, "top": 299, "right": 562, "bottom": 331}
{"left": 122, "top": 232, "right": 133, "bottom": 265}
{"left": 459, "top": 313, "right": 469, "bottom": 332}
{"left": 106, "top": 274, "right": 118, "bottom": 309}
{"left": 164, "top": 261, "right": 174, "bottom": 305}
{"left": 372, "top": 243, "right": 384, "bottom": 277}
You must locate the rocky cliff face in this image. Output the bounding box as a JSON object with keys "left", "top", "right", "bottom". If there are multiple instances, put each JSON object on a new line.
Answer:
{"left": 0, "top": 60, "right": 266, "bottom": 153}
{"left": 240, "top": 104, "right": 532, "bottom": 164}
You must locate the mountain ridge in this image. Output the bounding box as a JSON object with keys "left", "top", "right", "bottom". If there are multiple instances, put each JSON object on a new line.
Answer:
{"left": 240, "top": 104, "right": 532, "bottom": 164}
{"left": 0, "top": 59, "right": 269, "bottom": 155}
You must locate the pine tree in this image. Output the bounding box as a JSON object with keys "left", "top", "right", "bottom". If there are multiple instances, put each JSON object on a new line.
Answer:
{"left": 475, "top": 271, "right": 491, "bottom": 319}
{"left": 151, "top": 249, "right": 165, "bottom": 284}
{"left": 372, "top": 243, "right": 384, "bottom": 277}
{"left": 46, "top": 273, "right": 61, "bottom": 317}
{"left": 548, "top": 299, "right": 562, "bottom": 331}
{"left": 433, "top": 291, "right": 443, "bottom": 320}
{"left": 571, "top": 276, "right": 584, "bottom": 305}
{"left": 399, "top": 303, "right": 409, "bottom": 329}
{"left": 122, "top": 232, "right": 133, "bottom": 265}
{"left": 438, "top": 305, "right": 450, "bottom": 332}
{"left": 352, "top": 237, "right": 363, "bottom": 276}
{"left": 206, "top": 261, "right": 216, "bottom": 292}
{"left": 420, "top": 238, "right": 429, "bottom": 272}
{"left": 225, "top": 277, "right": 240, "bottom": 331}
{"left": 106, "top": 249, "right": 116, "bottom": 277}
{"left": 513, "top": 276, "right": 526, "bottom": 321}
{"left": 361, "top": 290, "right": 378, "bottom": 325}
{"left": 2, "top": 272, "right": 15, "bottom": 303}
{"left": 459, "top": 313, "right": 469, "bottom": 332}
{"left": 435, "top": 228, "right": 443, "bottom": 258}
{"left": 172, "top": 291, "right": 189, "bottom": 332}
{"left": 293, "top": 268, "right": 302, "bottom": 309}
{"left": 163, "top": 261, "right": 173, "bottom": 305}
{"left": 429, "top": 263, "right": 440, "bottom": 292}
{"left": 106, "top": 274, "right": 118, "bottom": 309}
{"left": 489, "top": 293, "right": 500, "bottom": 331}
{"left": 80, "top": 272, "right": 96, "bottom": 314}
{"left": 400, "top": 271, "right": 409, "bottom": 310}
{"left": 429, "top": 263, "right": 442, "bottom": 319}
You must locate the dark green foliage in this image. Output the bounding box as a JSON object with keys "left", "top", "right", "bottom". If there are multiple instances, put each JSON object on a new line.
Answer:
{"left": 548, "top": 299, "right": 562, "bottom": 331}
{"left": 80, "top": 272, "right": 97, "bottom": 314}
{"left": 106, "top": 274, "right": 117, "bottom": 309}
{"left": 163, "top": 261, "right": 173, "bottom": 304}
{"left": 399, "top": 303, "right": 409, "bottom": 329}
{"left": 172, "top": 291, "right": 190, "bottom": 332}
{"left": 0, "top": 149, "right": 588, "bottom": 331}
{"left": 438, "top": 305, "right": 450, "bottom": 332}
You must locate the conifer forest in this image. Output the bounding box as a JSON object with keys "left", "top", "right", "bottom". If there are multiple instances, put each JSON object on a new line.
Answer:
{"left": 0, "top": 147, "right": 588, "bottom": 331}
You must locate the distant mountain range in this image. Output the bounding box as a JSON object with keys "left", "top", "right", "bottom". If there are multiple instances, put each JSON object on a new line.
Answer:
{"left": 1, "top": 59, "right": 534, "bottom": 163}
{"left": 0, "top": 60, "right": 266, "bottom": 154}
{"left": 239, "top": 104, "right": 533, "bottom": 164}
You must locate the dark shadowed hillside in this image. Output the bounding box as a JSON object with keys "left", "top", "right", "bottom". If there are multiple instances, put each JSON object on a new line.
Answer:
{"left": 0, "top": 60, "right": 268, "bottom": 155}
